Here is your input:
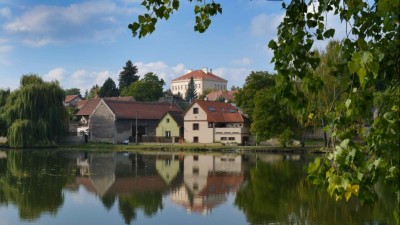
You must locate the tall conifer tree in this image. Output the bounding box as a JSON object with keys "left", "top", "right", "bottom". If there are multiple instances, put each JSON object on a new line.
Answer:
{"left": 118, "top": 60, "right": 139, "bottom": 91}
{"left": 185, "top": 77, "right": 197, "bottom": 102}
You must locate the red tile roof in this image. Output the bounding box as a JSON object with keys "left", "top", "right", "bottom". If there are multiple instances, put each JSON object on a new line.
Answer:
{"left": 172, "top": 70, "right": 227, "bottom": 82}
{"left": 206, "top": 90, "right": 237, "bottom": 102}
{"left": 104, "top": 99, "right": 182, "bottom": 120}
{"left": 77, "top": 100, "right": 87, "bottom": 109}
{"left": 188, "top": 100, "right": 248, "bottom": 123}
{"left": 76, "top": 98, "right": 102, "bottom": 116}
{"left": 64, "top": 94, "right": 81, "bottom": 103}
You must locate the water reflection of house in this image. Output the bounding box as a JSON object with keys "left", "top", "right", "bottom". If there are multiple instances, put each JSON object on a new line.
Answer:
{"left": 0, "top": 151, "right": 7, "bottom": 159}
{"left": 75, "top": 153, "right": 183, "bottom": 197}
{"left": 256, "top": 154, "right": 301, "bottom": 164}
{"left": 170, "top": 155, "right": 243, "bottom": 215}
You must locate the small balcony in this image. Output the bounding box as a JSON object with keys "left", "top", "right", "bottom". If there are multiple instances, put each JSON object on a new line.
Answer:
{"left": 214, "top": 127, "right": 250, "bottom": 134}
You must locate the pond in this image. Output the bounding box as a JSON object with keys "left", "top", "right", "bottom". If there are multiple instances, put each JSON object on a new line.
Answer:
{"left": 0, "top": 150, "right": 397, "bottom": 225}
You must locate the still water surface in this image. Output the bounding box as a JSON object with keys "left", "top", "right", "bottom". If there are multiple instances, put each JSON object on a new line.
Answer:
{"left": 0, "top": 150, "right": 396, "bottom": 225}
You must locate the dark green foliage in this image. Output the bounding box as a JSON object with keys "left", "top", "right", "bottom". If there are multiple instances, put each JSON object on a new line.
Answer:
{"left": 64, "top": 88, "right": 81, "bottom": 96}
{"left": 235, "top": 71, "right": 276, "bottom": 120}
{"left": 99, "top": 78, "right": 120, "bottom": 98}
{"left": 268, "top": 0, "right": 400, "bottom": 205}
{"left": 124, "top": 72, "right": 165, "bottom": 101}
{"left": 1, "top": 74, "right": 68, "bottom": 147}
{"left": 0, "top": 89, "right": 10, "bottom": 136}
{"left": 251, "top": 86, "right": 299, "bottom": 144}
{"left": 118, "top": 60, "right": 139, "bottom": 91}
{"left": 185, "top": 77, "right": 197, "bottom": 102}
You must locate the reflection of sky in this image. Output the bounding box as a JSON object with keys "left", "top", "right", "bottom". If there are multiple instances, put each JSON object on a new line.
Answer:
{"left": 0, "top": 187, "right": 247, "bottom": 225}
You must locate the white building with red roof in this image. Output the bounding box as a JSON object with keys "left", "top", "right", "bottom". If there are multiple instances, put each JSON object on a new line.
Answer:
{"left": 170, "top": 68, "right": 227, "bottom": 99}
{"left": 183, "top": 100, "right": 250, "bottom": 144}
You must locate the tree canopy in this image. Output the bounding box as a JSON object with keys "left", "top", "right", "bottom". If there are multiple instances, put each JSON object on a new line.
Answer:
{"left": 99, "top": 78, "right": 120, "bottom": 98}
{"left": 123, "top": 72, "right": 165, "bottom": 101}
{"left": 118, "top": 60, "right": 139, "bottom": 91}
{"left": 64, "top": 88, "right": 81, "bottom": 96}
{"left": 235, "top": 71, "right": 276, "bottom": 120}
{"left": 0, "top": 74, "right": 68, "bottom": 147}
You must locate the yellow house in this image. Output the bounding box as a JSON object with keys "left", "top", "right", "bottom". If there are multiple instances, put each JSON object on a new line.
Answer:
{"left": 156, "top": 111, "right": 184, "bottom": 143}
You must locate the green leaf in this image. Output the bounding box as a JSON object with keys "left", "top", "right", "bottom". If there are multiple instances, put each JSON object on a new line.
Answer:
{"left": 357, "top": 67, "right": 367, "bottom": 89}
{"left": 345, "top": 99, "right": 351, "bottom": 108}
{"left": 323, "top": 29, "right": 335, "bottom": 38}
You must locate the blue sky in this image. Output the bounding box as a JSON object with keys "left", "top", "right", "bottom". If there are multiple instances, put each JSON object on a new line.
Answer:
{"left": 0, "top": 0, "right": 343, "bottom": 94}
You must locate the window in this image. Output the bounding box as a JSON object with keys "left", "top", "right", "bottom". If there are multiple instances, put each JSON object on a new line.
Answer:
{"left": 221, "top": 137, "right": 227, "bottom": 141}
{"left": 165, "top": 131, "right": 171, "bottom": 137}
{"left": 208, "top": 106, "right": 216, "bottom": 112}
{"left": 193, "top": 167, "right": 199, "bottom": 175}
{"left": 193, "top": 136, "right": 199, "bottom": 143}
{"left": 193, "top": 123, "right": 199, "bottom": 130}
{"left": 193, "top": 107, "right": 199, "bottom": 114}
{"left": 166, "top": 118, "right": 170, "bottom": 123}
{"left": 229, "top": 137, "right": 235, "bottom": 140}
{"left": 193, "top": 183, "right": 199, "bottom": 191}
{"left": 221, "top": 108, "right": 226, "bottom": 112}
{"left": 229, "top": 108, "right": 235, "bottom": 113}
{"left": 193, "top": 155, "right": 199, "bottom": 161}
{"left": 208, "top": 122, "right": 213, "bottom": 128}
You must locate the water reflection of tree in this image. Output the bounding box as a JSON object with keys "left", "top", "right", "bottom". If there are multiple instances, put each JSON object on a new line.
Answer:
{"left": 0, "top": 150, "right": 75, "bottom": 221}
{"left": 117, "top": 192, "right": 163, "bottom": 225}
{"left": 235, "top": 159, "right": 397, "bottom": 225}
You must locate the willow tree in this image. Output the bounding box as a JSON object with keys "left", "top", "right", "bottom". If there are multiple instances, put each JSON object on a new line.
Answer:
{"left": 1, "top": 74, "right": 68, "bottom": 147}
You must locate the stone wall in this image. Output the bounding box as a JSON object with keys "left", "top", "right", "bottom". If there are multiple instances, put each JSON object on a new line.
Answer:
{"left": 90, "top": 101, "right": 115, "bottom": 143}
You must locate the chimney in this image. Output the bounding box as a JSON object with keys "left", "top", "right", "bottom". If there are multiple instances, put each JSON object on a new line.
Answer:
{"left": 202, "top": 67, "right": 208, "bottom": 73}
{"left": 210, "top": 68, "right": 212, "bottom": 74}
{"left": 187, "top": 69, "right": 193, "bottom": 73}
{"left": 204, "top": 97, "right": 208, "bottom": 101}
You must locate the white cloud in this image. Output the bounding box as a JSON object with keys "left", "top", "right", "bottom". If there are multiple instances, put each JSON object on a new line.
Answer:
{"left": 134, "top": 61, "right": 188, "bottom": 88}
{"left": 251, "top": 13, "right": 284, "bottom": 38}
{"left": 43, "top": 67, "right": 67, "bottom": 81}
{"left": 3, "top": 1, "right": 140, "bottom": 46}
{"left": 0, "top": 7, "right": 11, "bottom": 18}
{"left": 232, "top": 57, "right": 252, "bottom": 66}
{"left": 212, "top": 67, "right": 252, "bottom": 88}
{"left": 42, "top": 68, "right": 118, "bottom": 94}
{"left": 0, "top": 38, "right": 13, "bottom": 66}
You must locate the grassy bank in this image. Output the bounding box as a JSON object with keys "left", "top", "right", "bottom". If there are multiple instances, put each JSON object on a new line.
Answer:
{"left": 55, "top": 142, "right": 325, "bottom": 154}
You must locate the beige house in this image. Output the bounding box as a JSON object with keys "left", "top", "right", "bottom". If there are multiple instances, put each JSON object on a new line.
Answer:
{"left": 183, "top": 100, "right": 250, "bottom": 144}
{"left": 170, "top": 68, "right": 227, "bottom": 99}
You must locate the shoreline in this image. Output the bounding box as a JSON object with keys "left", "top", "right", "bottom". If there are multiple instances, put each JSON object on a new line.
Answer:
{"left": 0, "top": 143, "right": 327, "bottom": 154}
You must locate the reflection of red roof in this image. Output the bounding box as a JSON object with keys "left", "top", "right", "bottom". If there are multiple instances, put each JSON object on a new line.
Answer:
{"left": 198, "top": 174, "right": 244, "bottom": 196}
{"left": 172, "top": 70, "right": 227, "bottom": 82}
{"left": 187, "top": 100, "right": 248, "bottom": 123}
{"left": 65, "top": 95, "right": 80, "bottom": 103}
{"left": 76, "top": 98, "right": 101, "bottom": 116}
{"left": 104, "top": 99, "right": 182, "bottom": 120}
{"left": 206, "top": 90, "right": 237, "bottom": 102}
